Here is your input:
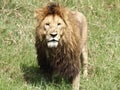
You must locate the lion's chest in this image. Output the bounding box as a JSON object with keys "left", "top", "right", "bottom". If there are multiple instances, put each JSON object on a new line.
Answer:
{"left": 45, "top": 49, "right": 80, "bottom": 78}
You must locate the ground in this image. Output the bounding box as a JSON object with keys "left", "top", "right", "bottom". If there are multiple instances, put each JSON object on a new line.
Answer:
{"left": 0, "top": 0, "right": 120, "bottom": 90}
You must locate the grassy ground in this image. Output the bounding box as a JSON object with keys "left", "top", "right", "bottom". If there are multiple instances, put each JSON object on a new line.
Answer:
{"left": 0, "top": 0, "right": 120, "bottom": 90}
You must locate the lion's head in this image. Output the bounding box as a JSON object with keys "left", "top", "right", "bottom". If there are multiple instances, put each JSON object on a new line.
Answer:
{"left": 34, "top": 3, "right": 69, "bottom": 48}
{"left": 38, "top": 14, "right": 66, "bottom": 48}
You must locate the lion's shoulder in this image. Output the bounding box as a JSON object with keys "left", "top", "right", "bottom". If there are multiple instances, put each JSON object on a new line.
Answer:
{"left": 68, "top": 10, "right": 87, "bottom": 25}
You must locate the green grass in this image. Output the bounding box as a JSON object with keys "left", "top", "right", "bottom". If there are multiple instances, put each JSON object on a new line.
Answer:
{"left": 0, "top": 0, "right": 120, "bottom": 90}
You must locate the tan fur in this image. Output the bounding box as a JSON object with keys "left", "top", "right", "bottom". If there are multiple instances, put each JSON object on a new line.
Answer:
{"left": 34, "top": 3, "right": 88, "bottom": 90}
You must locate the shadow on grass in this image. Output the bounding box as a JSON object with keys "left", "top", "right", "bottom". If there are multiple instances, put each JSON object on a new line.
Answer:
{"left": 21, "top": 64, "right": 50, "bottom": 85}
{"left": 21, "top": 64, "right": 65, "bottom": 84}
{"left": 21, "top": 64, "right": 71, "bottom": 89}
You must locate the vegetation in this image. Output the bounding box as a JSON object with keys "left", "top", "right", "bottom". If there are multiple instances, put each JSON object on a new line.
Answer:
{"left": 0, "top": 0, "right": 120, "bottom": 90}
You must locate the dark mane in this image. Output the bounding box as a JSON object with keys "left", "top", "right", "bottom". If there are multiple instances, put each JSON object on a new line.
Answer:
{"left": 46, "top": 3, "right": 61, "bottom": 16}
{"left": 35, "top": 3, "right": 88, "bottom": 90}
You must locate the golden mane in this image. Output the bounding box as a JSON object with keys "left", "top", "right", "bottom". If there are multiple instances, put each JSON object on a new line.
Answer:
{"left": 35, "top": 2, "right": 81, "bottom": 53}
{"left": 35, "top": 1, "right": 82, "bottom": 76}
{"left": 35, "top": 2, "right": 88, "bottom": 90}
{"left": 34, "top": 3, "right": 68, "bottom": 23}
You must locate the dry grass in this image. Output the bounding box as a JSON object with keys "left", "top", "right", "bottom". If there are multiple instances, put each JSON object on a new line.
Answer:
{"left": 0, "top": 0, "right": 120, "bottom": 90}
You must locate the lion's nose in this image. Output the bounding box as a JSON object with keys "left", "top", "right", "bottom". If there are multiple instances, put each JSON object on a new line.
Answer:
{"left": 50, "top": 32, "right": 57, "bottom": 37}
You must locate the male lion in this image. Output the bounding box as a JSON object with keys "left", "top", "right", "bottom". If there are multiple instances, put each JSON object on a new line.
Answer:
{"left": 34, "top": 2, "right": 88, "bottom": 90}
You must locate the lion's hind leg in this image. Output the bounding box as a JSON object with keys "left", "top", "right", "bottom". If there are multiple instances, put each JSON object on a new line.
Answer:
{"left": 81, "top": 43, "right": 88, "bottom": 77}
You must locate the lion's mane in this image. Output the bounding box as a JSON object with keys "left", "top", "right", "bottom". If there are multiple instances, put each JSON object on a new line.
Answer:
{"left": 35, "top": 3, "right": 82, "bottom": 80}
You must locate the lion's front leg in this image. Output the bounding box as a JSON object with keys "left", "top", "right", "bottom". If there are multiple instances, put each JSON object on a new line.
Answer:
{"left": 72, "top": 73, "right": 80, "bottom": 90}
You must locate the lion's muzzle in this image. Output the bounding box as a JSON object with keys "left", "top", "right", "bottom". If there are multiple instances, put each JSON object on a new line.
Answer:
{"left": 47, "top": 32, "right": 59, "bottom": 48}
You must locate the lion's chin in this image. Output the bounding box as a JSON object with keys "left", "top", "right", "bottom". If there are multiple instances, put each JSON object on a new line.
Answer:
{"left": 47, "top": 41, "right": 58, "bottom": 48}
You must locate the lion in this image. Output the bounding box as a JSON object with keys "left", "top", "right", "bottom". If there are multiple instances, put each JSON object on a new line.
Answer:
{"left": 34, "top": 2, "right": 88, "bottom": 90}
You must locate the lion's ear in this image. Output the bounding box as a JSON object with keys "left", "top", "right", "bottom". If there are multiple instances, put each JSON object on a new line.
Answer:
{"left": 34, "top": 9, "right": 44, "bottom": 22}
{"left": 34, "top": 9, "right": 40, "bottom": 19}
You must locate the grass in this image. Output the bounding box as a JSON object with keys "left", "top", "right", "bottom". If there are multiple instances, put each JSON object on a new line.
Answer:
{"left": 0, "top": 0, "right": 120, "bottom": 90}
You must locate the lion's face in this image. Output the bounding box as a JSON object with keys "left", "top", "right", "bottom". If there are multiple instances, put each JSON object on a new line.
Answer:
{"left": 40, "top": 15, "right": 66, "bottom": 48}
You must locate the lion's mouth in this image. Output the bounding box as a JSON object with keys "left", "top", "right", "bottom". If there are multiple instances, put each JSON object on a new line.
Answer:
{"left": 48, "top": 39, "right": 58, "bottom": 42}
{"left": 47, "top": 39, "right": 59, "bottom": 48}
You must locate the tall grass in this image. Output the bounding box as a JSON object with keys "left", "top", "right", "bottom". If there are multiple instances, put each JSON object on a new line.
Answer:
{"left": 0, "top": 0, "right": 120, "bottom": 90}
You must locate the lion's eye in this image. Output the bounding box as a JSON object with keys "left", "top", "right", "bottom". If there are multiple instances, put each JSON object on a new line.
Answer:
{"left": 45, "top": 23, "right": 50, "bottom": 30}
{"left": 45, "top": 23, "right": 50, "bottom": 26}
{"left": 57, "top": 23, "right": 61, "bottom": 26}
